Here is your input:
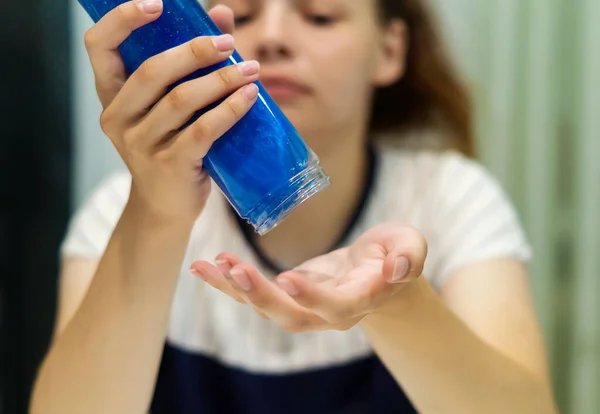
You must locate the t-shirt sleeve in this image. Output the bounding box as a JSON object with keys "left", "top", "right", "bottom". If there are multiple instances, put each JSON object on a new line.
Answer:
{"left": 427, "top": 153, "right": 533, "bottom": 288}
{"left": 60, "top": 171, "right": 131, "bottom": 260}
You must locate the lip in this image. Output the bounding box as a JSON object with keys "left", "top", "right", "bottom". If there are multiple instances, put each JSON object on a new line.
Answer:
{"left": 259, "top": 75, "right": 310, "bottom": 100}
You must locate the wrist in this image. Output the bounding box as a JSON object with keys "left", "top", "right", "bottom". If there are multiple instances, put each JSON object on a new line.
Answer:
{"left": 362, "top": 277, "right": 434, "bottom": 329}
{"left": 124, "top": 189, "right": 199, "bottom": 231}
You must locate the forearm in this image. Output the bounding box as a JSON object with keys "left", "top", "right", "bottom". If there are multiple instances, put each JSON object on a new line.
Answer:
{"left": 31, "top": 199, "right": 195, "bottom": 414}
{"left": 361, "top": 278, "right": 556, "bottom": 414}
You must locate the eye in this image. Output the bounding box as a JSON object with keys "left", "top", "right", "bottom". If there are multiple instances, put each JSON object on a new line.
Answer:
{"left": 306, "top": 14, "right": 335, "bottom": 26}
{"left": 234, "top": 15, "right": 253, "bottom": 26}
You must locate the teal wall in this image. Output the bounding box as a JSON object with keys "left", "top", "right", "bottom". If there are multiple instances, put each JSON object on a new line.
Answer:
{"left": 432, "top": 0, "right": 599, "bottom": 411}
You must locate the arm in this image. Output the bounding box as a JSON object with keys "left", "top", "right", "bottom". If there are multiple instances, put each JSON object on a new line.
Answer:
{"left": 361, "top": 259, "right": 557, "bottom": 414}
{"left": 31, "top": 2, "right": 254, "bottom": 411}
{"left": 190, "top": 222, "right": 556, "bottom": 413}
{"left": 52, "top": 258, "right": 98, "bottom": 341}
{"left": 31, "top": 201, "right": 194, "bottom": 414}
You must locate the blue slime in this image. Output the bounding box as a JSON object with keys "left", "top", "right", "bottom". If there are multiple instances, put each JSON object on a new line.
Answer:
{"left": 78, "top": 0, "right": 330, "bottom": 234}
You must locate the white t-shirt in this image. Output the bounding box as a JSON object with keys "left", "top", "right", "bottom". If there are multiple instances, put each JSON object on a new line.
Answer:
{"left": 60, "top": 146, "right": 532, "bottom": 413}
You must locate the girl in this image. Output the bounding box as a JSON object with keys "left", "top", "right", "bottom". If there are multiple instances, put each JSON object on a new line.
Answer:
{"left": 32, "top": 1, "right": 557, "bottom": 413}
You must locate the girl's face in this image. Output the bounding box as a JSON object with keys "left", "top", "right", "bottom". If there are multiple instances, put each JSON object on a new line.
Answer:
{"left": 211, "top": 0, "right": 406, "bottom": 153}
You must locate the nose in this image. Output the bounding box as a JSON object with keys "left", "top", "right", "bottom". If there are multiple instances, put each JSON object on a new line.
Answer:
{"left": 254, "top": 1, "right": 293, "bottom": 62}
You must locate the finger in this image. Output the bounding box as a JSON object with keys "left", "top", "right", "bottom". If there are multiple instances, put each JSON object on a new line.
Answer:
{"left": 85, "top": 0, "right": 163, "bottom": 108}
{"left": 113, "top": 34, "right": 236, "bottom": 124}
{"left": 228, "top": 264, "right": 325, "bottom": 332}
{"left": 165, "top": 83, "right": 259, "bottom": 161}
{"left": 379, "top": 225, "right": 427, "bottom": 284}
{"left": 214, "top": 252, "right": 243, "bottom": 277}
{"left": 353, "top": 223, "right": 427, "bottom": 284}
{"left": 190, "top": 261, "right": 245, "bottom": 304}
{"left": 192, "top": 262, "right": 270, "bottom": 319}
{"left": 208, "top": 5, "right": 236, "bottom": 35}
{"left": 135, "top": 60, "right": 260, "bottom": 146}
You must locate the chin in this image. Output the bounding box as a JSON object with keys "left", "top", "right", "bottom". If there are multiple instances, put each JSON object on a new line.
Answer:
{"left": 277, "top": 106, "right": 346, "bottom": 148}
{"left": 277, "top": 107, "right": 309, "bottom": 131}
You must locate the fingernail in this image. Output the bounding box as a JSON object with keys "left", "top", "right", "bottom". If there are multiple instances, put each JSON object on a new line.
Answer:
{"left": 135, "top": 0, "right": 163, "bottom": 14}
{"left": 237, "top": 60, "right": 260, "bottom": 76}
{"left": 242, "top": 83, "right": 259, "bottom": 100}
{"left": 392, "top": 257, "right": 410, "bottom": 283}
{"left": 277, "top": 278, "right": 299, "bottom": 296}
{"left": 190, "top": 267, "right": 203, "bottom": 279}
{"left": 212, "top": 34, "right": 234, "bottom": 52}
{"left": 230, "top": 268, "right": 252, "bottom": 291}
{"left": 215, "top": 260, "right": 232, "bottom": 278}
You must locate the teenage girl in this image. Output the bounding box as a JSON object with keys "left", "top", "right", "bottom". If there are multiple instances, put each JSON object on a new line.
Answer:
{"left": 31, "top": 1, "right": 557, "bottom": 413}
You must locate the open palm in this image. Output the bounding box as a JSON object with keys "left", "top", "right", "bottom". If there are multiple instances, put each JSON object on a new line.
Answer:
{"left": 191, "top": 223, "right": 427, "bottom": 332}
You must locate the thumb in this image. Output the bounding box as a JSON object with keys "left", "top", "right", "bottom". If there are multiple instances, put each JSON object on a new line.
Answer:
{"left": 377, "top": 224, "right": 427, "bottom": 284}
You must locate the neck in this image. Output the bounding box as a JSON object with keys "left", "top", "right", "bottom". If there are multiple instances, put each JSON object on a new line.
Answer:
{"left": 256, "top": 129, "right": 372, "bottom": 269}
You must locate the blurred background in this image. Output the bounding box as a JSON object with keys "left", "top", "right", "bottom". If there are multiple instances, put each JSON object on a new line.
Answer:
{"left": 1, "top": 0, "right": 598, "bottom": 413}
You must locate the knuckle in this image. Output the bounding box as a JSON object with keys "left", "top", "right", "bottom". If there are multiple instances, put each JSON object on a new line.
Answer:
{"left": 166, "top": 86, "right": 188, "bottom": 111}
{"left": 114, "top": 3, "right": 129, "bottom": 21}
{"left": 225, "top": 99, "right": 243, "bottom": 119}
{"left": 404, "top": 223, "right": 426, "bottom": 243}
{"left": 99, "top": 108, "right": 116, "bottom": 134}
{"left": 188, "top": 37, "right": 209, "bottom": 61}
{"left": 217, "top": 67, "right": 233, "bottom": 86}
{"left": 122, "top": 129, "right": 141, "bottom": 153}
{"left": 137, "top": 57, "right": 158, "bottom": 83}
{"left": 248, "top": 295, "right": 270, "bottom": 309}
{"left": 397, "top": 223, "right": 428, "bottom": 258}
{"left": 391, "top": 222, "right": 423, "bottom": 241}
{"left": 190, "top": 119, "right": 213, "bottom": 143}
{"left": 83, "top": 29, "right": 97, "bottom": 50}
{"left": 381, "top": 222, "right": 428, "bottom": 262}
{"left": 154, "top": 147, "right": 175, "bottom": 165}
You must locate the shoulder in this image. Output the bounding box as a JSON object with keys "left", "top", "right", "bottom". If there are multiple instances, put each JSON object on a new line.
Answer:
{"left": 374, "top": 145, "right": 500, "bottom": 216}
{"left": 376, "top": 145, "right": 508, "bottom": 210}
{"left": 378, "top": 144, "right": 491, "bottom": 181}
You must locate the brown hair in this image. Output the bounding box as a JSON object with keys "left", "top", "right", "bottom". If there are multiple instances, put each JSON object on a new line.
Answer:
{"left": 372, "top": 0, "right": 475, "bottom": 156}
